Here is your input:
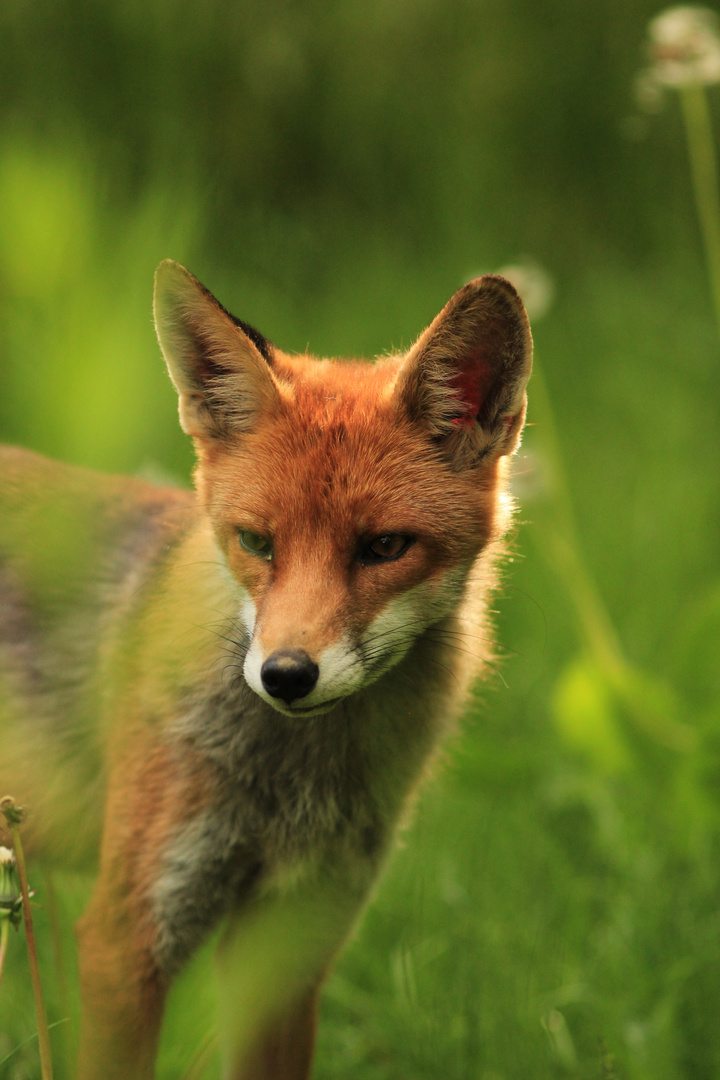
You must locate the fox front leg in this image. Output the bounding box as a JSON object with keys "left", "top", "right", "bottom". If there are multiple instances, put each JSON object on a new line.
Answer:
{"left": 75, "top": 887, "right": 167, "bottom": 1080}
{"left": 74, "top": 732, "right": 212, "bottom": 1080}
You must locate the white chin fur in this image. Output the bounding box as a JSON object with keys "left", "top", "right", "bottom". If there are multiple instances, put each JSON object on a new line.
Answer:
{"left": 359, "top": 573, "right": 465, "bottom": 676}
{"left": 243, "top": 635, "right": 364, "bottom": 714}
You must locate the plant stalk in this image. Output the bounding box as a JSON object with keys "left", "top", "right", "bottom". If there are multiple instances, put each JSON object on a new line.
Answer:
{"left": 680, "top": 83, "right": 720, "bottom": 341}
{"left": 1, "top": 797, "right": 54, "bottom": 1080}
{"left": 0, "top": 919, "right": 9, "bottom": 985}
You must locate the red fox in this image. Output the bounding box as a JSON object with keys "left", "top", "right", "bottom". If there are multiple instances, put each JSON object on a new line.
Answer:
{"left": 0, "top": 262, "right": 532, "bottom": 1079}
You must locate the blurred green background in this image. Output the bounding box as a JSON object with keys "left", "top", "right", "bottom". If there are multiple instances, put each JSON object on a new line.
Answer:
{"left": 2, "top": 1, "right": 720, "bottom": 1078}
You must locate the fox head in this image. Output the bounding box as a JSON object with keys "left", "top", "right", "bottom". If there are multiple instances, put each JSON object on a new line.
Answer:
{"left": 154, "top": 261, "right": 532, "bottom": 717}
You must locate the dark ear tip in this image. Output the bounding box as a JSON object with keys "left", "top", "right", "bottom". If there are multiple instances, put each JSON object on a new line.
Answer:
{"left": 461, "top": 275, "right": 533, "bottom": 350}
{"left": 463, "top": 274, "right": 527, "bottom": 310}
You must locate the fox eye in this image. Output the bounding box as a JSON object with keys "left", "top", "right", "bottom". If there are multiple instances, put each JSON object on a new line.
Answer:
{"left": 360, "top": 534, "right": 413, "bottom": 564}
{"left": 238, "top": 530, "right": 273, "bottom": 561}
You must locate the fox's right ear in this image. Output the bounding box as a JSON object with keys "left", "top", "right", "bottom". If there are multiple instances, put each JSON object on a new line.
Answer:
{"left": 395, "top": 275, "right": 533, "bottom": 469}
{"left": 154, "top": 260, "right": 279, "bottom": 440}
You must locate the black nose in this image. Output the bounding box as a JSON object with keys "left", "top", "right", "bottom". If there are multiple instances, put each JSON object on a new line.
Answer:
{"left": 261, "top": 649, "right": 319, "bottom": 704}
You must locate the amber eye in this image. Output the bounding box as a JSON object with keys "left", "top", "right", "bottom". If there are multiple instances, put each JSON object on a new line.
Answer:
{"left": 238, "top": 530, "right": 273, "bottom": 561}
{"left": 360, "top": 534, "right": 413, "bottom": 564}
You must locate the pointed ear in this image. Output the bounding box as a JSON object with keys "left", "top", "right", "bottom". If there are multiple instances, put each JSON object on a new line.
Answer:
{"left": 395, "top": 276, "right": 533, "bottom": 467}
{"left": 153, "top": 260, "right": 280, "bottom": 440}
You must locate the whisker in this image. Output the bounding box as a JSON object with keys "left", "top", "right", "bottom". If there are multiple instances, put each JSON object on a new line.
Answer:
{"left": 417, "top": 654, "right": 462, "bottom": 690}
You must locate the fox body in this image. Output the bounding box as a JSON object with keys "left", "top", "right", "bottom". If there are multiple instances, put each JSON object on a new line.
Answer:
{"left": 0, "top": 264, "right": 532, "bottom": 1079}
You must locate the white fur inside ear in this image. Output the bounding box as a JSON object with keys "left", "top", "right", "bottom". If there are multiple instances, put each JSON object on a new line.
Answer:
{"left": 499, "top": 398, "right": 528, "bottom": 456}
{"left": 178, "top": 393, "right": 206, "bottom": 438}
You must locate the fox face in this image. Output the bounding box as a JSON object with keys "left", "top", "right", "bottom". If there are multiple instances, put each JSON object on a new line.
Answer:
{"left": 200, "top": 394, "right": 493, "bottom": 717}
{"left": 154, "top": 263, "right": 532, "bottom": 717}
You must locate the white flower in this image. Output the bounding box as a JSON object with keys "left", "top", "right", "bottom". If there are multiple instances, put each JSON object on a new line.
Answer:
{"left": 0, "top": 845, "right": 21, "bottom": 926}
{"left": 496, "top": 258, "right": 555, "bottom": 321}
{"left": 647, "top": 6, "right": 720, "bottom": 86}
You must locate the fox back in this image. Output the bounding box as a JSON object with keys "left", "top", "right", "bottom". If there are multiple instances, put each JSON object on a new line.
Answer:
{"left": 0, "top": 263, "right": 532, "bottom": 1080}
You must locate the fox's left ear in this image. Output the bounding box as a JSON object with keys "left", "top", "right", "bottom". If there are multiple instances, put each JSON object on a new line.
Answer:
{"left": 154, "top": 260, "right": 279, "bottom": 441}
{"left": 395, "top": 276, "right": 533, "bottom": 467}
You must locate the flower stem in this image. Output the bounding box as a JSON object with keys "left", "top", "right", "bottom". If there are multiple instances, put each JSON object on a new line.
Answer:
{"left": 0, "top": 797, "right": 54, "bottom": 1080}
{"left": 530, "top": 360, "right": 625, "bottom": 674}
{"left": 0, "top": 919, "right": 9, "bottom": 985}
{"left": 680, "top": 83, "right": 720, "bottom": 340}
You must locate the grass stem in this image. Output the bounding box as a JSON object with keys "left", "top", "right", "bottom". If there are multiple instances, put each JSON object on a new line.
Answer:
{"left": 0, "top": 797, "right": 54, "bottom": 1080}
{"left": 680, "top": 84, "right": 720, "bottom": 341}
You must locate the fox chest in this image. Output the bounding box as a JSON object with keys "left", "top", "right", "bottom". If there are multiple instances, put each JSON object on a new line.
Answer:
{"left": 149, "top": 691, "right": 387, "bottom": 975}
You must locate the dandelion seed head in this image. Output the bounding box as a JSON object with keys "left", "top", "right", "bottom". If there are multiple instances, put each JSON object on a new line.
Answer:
{"left": 496, "top": 258, "right": 555, "bottom": 321}
{"left": 647, "top": 6, "right": 720, "bottom": 87}
{"left": 0, "top": 845, "right": 21, "bottom": 926}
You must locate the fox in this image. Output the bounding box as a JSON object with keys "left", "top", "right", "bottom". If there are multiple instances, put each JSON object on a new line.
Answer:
{"left": 0, "top": 261, "right": 532, "bottom": 1080}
